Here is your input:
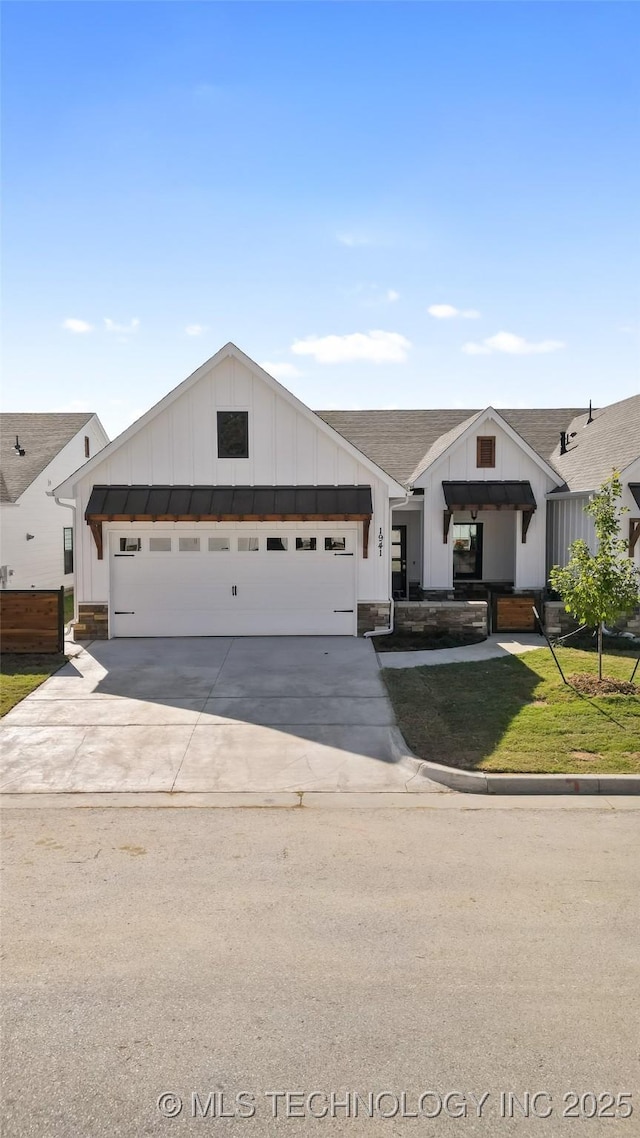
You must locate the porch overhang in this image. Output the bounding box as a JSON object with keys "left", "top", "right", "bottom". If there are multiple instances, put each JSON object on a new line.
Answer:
{"left": 442, "top": 480, "right": 537, "bottom": 544}
{"left": 85, "top": 484, "right": 373, "bottom": 560}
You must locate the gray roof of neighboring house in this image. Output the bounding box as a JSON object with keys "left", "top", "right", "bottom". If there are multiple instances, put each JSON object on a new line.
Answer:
{"left": 0, "top": 413, "right": 96, "bottom": 503}
{"left": 316, "top": 408, "right": 588, "bottom": 485}
{"left": 548, "top": 395, "right": 640, "bottom": 493}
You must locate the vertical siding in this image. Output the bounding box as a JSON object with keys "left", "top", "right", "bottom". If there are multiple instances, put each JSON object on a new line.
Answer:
{"left": 546, "top": 495, "right": 595, "bottom": 574}
{"left": 74, "top": 356, "right": 394, "bottom": 606}
{"left": 415, "top": 416, "right": 558, "bottom": 589}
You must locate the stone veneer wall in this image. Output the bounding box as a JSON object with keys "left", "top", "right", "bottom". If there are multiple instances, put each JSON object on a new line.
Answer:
{"left": 357, "top": 602, "right": 391, "bottom": 635}
{"left": 74, "top": 603, "right": 109, "bottom": 641}
{"left": 544, "top": 600, "right": 640, "bottom": 638}
{"left": 394, "top": 600, "right": 488, "bottom": 636}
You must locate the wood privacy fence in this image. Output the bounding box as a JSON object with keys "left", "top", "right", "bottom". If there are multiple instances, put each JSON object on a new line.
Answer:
{"left": 0, "top": 588, "right": 65, "bottom": 654}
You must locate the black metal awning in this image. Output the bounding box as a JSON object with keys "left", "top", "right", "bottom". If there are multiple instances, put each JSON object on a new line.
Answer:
{"left": 84, "top": 485, "right": 373, "bottom": 560}
{"left": 85, "top": 484, "right": 373, "bottom": 519}
{"left": 630, "top": 483, "right": 640, "bottom": 510}
{"left": 442, "top": 480, "right": 537, "bottom": 511}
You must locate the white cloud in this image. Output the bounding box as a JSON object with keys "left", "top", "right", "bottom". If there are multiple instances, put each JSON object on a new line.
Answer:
{"left": 337, "top": 232, "right": 371, "bottom": 247}
{"left": 428, "top": 304, "right": 480, "bottom": 320}
{"left": 387, "top": 289, "right": 400, "bottom": 303}
{"left": 260, "top": 360, "right": 303, "bottom": 381}
{"left": 291, "top": 330, "right": 411, "bottom": 365}
{"left": 104, "top": 317, "right": 140, "bottom": 335}
{"left": 62, "top": 318, "right": 93, "bottom": 334}
{"left": 462, "top": 331, "right": 566, "bottom": 356}
{"left": 185, "top": 324, "right": 206, "bottom": 336}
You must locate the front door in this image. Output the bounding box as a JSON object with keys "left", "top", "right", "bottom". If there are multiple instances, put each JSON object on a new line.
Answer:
{"left": 391, "top": 526, "right": 407, "bottom": 598}
{"left": 453, "top": 522, "right": 483, "bottom": 580}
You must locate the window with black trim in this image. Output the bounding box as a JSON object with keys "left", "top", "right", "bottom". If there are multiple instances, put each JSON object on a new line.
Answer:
{"left": 476, "top": 436, "right": 496, "bottom": 468}
{"left": 63, "top": 527, "right": 74, "bottom": 574}
{"left": 119, "top": 537, "right": 141, "bottom": 552}
{"left": 84, "top": 436, "right": 90, "bottom": 458}
{"left": 267, "top": 537, "right": 288, "bottom": 551}
{"left": 217, "top": 411, "right": 249, "bottom": 458}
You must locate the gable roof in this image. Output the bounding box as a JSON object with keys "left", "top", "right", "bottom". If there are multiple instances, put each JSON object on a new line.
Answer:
{"left": 549, "top": 394, "right": 640, "bottom": 492}
{"left": 0, "top": 413, "right": 96, "bottom": 503}
{"left": 54, "top": 343, "right": 408, "bottom": 498}
{"left": 317, "top": 408, "right": 588, "bottom": 486}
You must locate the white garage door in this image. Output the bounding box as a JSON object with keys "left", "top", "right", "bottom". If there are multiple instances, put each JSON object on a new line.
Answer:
{"left": 109, "top": 528, "right": 357, "bottom": 637}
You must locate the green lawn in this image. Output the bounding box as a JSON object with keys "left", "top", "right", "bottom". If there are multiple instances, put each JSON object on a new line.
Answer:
{"left": 1, "top": 655, "right": 67, "bottom": 717}
{"left": 383, "top": 647, "right": 640, "bottom": 774}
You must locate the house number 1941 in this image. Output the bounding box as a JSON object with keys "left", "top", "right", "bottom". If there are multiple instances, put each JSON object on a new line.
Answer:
{"left": 378, "top": 528, "right": 384, "bottom": 556}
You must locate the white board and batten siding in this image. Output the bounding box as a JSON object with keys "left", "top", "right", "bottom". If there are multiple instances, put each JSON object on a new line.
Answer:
{"left": 547, "top": 458, "right": 640, "bottom": 573}
{"left": 414, "top": 413, "right": 559, "bottom": 590}
{"left": 73, "top": 352, "right": 395, "bottom": 635}
{"left": 0, "top": 416, "right": 107, "bottom": 591}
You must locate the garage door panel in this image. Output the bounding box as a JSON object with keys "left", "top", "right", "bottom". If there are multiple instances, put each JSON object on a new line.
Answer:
{"left": 110, "top": 529, "right": 357, "bottom": 637}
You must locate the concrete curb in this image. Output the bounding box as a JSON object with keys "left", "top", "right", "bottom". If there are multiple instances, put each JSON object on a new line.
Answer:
{"left": 387, "top": 727, "right": 640, "bottom": 796}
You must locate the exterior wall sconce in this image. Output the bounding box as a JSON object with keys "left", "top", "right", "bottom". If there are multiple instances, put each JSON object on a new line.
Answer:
{"left": 26, "top": 533, "right": 35, "bottom": 541}
{"left": 470, "top": 509, "right": 478, "bottom": 521}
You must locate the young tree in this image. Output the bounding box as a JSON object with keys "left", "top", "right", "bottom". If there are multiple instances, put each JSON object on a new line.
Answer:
{"left": 549, "top": 472, "right": 640, "bottom": 680}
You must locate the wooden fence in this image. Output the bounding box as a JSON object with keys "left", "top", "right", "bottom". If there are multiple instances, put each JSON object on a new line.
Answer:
{"left": 0, "top": 588, "right": 65, "bottom": 654}
{"left": 493, "top": 594, "right": 537, "bottom": 633}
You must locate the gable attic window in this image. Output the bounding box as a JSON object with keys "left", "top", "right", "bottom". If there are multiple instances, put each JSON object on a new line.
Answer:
{"left": 84, "top": 436, "right": 90, "bottom": 458}
{"left": 476, "top": 436, "right": 496, "bottom": 468}
{"left": 217, "top": 411, "right": 249, "bottom": 459}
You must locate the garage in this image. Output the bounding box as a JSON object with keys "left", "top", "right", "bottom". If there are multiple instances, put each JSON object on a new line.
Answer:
{"left": 109, "top": 525, "right": 357, "bottom": 636}
{"left": 82, "top": 483, "right": 372, "bottom": 638}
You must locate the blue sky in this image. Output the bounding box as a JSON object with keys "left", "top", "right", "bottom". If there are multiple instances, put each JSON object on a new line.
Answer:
{"left": 3, "top": 1, "right": 639, "bottom": 438}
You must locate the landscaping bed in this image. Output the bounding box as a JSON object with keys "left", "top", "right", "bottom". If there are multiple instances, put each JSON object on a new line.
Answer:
{"left": 375, "top": 630, "right": 486, "bottom": 652}
{"left": 382, "top": 646, "right": 640, "bottom": 774}
{"left": 1, "top": 654, "right": 67, "bottom": 717}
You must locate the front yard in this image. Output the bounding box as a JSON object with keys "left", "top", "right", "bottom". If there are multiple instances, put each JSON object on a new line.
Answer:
{"left": 383, "top": 646, "right": 640, "bottom": 774}
{"left": 0, "top": 654, "right": 67, "bottom": 717}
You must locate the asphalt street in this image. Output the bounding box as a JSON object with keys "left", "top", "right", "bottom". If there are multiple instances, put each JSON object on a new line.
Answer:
{"left": 2, "top": 803, "right": 639, "bottom": 1136}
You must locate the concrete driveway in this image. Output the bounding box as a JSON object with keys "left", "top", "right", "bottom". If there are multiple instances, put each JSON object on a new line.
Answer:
{"left": 1, "top": 637, "right": 443, "bottom": 794}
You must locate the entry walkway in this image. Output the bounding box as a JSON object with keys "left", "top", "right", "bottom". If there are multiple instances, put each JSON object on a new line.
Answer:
{"left": 378, "top": 632, "right": 546, "bottom": 669}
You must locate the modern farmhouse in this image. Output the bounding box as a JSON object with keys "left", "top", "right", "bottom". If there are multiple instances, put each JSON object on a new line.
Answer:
{"left": 53, "top": 343, "right": 640, "bottom": 640}
{"left": 1, "top": 412, "right": 108, "bottom": 591}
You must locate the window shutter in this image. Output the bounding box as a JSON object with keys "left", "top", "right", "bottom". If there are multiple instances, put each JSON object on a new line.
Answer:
{"left": 477, "top": 436, "right": 496, "bottom": 468}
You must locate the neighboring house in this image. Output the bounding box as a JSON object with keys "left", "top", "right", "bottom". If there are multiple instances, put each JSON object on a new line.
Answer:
{"left": 0, "top": 413, "right": 109, "bottom": 591}
{"left": 52, "top": 343, "right": 638, "bottom": 640}
{"left": 545, "top": 394, "right": 640, "bottom": 574}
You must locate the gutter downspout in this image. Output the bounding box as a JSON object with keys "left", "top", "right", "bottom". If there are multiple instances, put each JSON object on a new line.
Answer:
{"left": 49, "top": 492, "right": 77, "bottom": 626}
{"left": 364, "top": 492, "right": 411, "bottom": 639}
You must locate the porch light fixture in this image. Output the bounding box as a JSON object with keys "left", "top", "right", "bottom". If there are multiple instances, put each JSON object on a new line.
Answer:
{"left": 13, "top": 435, "right": 25, "bottom": 456}
{"left": 470, "top": 509, "right": 478, "bottom": 521}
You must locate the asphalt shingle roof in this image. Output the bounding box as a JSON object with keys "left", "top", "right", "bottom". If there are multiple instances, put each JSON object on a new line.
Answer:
{"left": 548, "top": 395, "right": 640, "bottom": 492}
{"left": 0, "top": 413, "right": 95, "bottom": 503}
{"left": 316, "top": 408, "right": 589, "bottom": 486}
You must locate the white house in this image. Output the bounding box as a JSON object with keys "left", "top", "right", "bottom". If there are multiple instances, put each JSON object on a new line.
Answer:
{"left": 54, "top": 344, "right": 407, "bottom": 639}
{"left": 53, "top": 345, "right": 639, "bottom": 640}
{"left": 1, "top": 413, "right": 109, "bottom": 591}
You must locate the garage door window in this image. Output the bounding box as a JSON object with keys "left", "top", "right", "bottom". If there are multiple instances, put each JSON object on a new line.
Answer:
{"left": 325, "top": 537, "right": 347, "bottom": 551}
{"left": 179, "top": 537, "right": 200, "bottom": 552}
{"left": 296, "top": 537, "right": 316, "bottom": 551}
{"left": 149, "top": 537, "right": 172, "bottom": 552}
{"left": 120, "top": 537, "right": 141, "bottom": 552}
{"left": 267, "top": 537, "right": 288, "bottom": 551}
{"left": 208, "top": 537, "right": 230, "bottom": 552}
{"left": 238, "top": 537, "right": 259, "bottom": 551}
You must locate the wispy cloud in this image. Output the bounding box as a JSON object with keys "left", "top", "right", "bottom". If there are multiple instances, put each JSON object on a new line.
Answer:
{"left": 462, "top": 331, "right": 565, "bottom": 356}
{"left": 291, "top": 330, "right": 411, "bottom": 364}
{"left": 185, "top": 324, "right": 206, "bottom": 336}
{"left": 62, "top": 318, "right": 93, "bottom": 334}
{"left": 428, "top": 304, "right": 480, "bottom": 320}
{"left": 337, "top": 232, "right": 372, "bottom": 247}
{"left": 260, "top": 360, "right": 303, "bottom": 381}
{"left": 104, "top": 317, "right": 140, "bottom": 335}
{"left": 387, "top": 289, "right": 400, "bottom": 303}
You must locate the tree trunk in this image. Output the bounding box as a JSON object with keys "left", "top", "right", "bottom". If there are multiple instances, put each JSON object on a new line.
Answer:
{"left": 598, "top": 622, "right": 603, "bottom": 680}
